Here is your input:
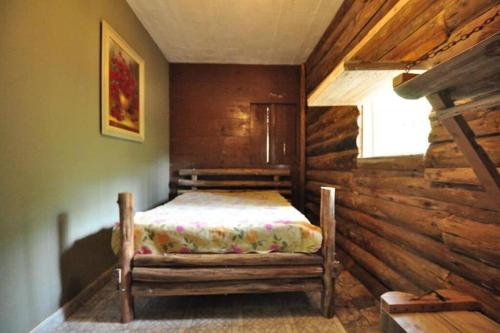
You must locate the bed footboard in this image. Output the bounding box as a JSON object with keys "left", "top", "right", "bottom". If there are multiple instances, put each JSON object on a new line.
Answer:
{"left": 118, "top": 192, "right": 134, "bottom": 323}
{"left": 320, "top": 187, "right": 336, "bottom": 318}
{"left": 116, "top": 186, "right": 337, "bottom": 322}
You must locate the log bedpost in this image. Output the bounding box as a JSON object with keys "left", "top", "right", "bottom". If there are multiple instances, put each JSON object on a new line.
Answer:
{"left": 118, "top": 192, "right": 134, "bottom": 323}
{"left": 320, "top": 187, "right": 336, "bottom": 318}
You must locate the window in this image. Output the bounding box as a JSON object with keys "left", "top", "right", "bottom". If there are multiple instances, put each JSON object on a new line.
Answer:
{"left": 358, "top": 78, "right": 431, "bottom": 158}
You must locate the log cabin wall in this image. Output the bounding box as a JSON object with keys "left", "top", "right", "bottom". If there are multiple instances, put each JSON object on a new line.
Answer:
{"left": 305, "top": 0, "right": 500, "bottom": 321}
{"left": 305, "top": 105, "right": 359, "bottom": 225}
{"left": 306, "top": 0, "right": 499, "bottom": 94}
{"left": 170, "top": 64, "right": 300, "bottom": 202}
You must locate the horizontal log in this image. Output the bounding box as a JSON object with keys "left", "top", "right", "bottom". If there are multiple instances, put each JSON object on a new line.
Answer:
{"left": 177, "top": 189, "right": 292, "bottom": 195}
{"left": 178, "top": 168, "right": 290, "bottom": 176}
{"left": 353, "top": 173, "right": 499, "bottom": 211}
{"left": 306, "top": 104, "right": 353, "bottom": 128}
{"left": 307, "top": 114, "right": 359, "bottom": 145}
{"left": 439, "top": 215, "right": 500, "bottom": 268}
{"left": 381, "top": 0, "right": 498, "bottom": 63}
{"left": 338, "top": 207, "right": 500, "bottom": 321}
{"left": 133, "top": 253, "right": 323, "bottom": 267}
{"left": 132, "top": 265, "right": 323, "bottom": 282}
{"left": 336, "top": 204, "right": 500, "bottom": 292}
{"left": 309, "top": 123, "right": 359, "bottom": 150}
{"left": 306, "top": 128, "right": 358, "bottom": 156}
{"left": 429, "top": 102, "right": 499, "bottom": 122}
{"left": 429, "top": 105, "right": 500, "bottom": 143}
{"left": 177, "top": 179, "right": 291, "bottom": 188}
{"left": 305, "top": 0, "right": 357, "bottom": 81}
{"left": 426, "top": 103, "right": 500, "bottom": 207}
{"left": 357, "top": 155, "right": 424, "bottom": 171}
{"left": 335, "top": 247, "right": 389, "bottom": 298}
{"left": 335, "top": 189, "right": 356, "bottom": 208}
{"left": 353, "top": 168, "right": 423, "bottom": 178}
{"left": 437, "top": 95, "right": 500, "bottom": 121}
{"left": 379, "top": 13, "right": 446, "bottom": 64}
{"left": 306, "top": 170, "right": 353, "bottom": 188}
{"left": 306, "top": 182, "right": 343, "bottom": 197}
{"left": 421, "top": 183, "right": 499, "bottom": 212}
{"left": 425, "top": 167, "right": 500, "bottom": 186}
{"left": 344, "top": 60, "right": 418, "bottom": 70}
{"left": 306, "top": 149, "right": 358, "bottom": 170}
{"left": 426, "top": 135, "right": 500, "bottom": 168}
{"left": 353, "top": 184, "right": 500, "bottom": 224}
{"left": 357, "top": 0, "right": 439, "bottom": 61}
{"left": 307, "top": 107, "right": 329, "bottom": 124}
{"left": 339, "top": 190, "right": 445, "bottom": 239}
{"left": 307, "top": 105, "right": 359, "bottom": 135}
{"left": 337, "top": 233, "right": 422, "bottom": 294}
{"left": 421, "top": 3, "right": 500, "bottom": 72}
{"left": 337, "top": 217, "right": 450, "bottom": 291}
{"left": 306, "top": 0, "right": 392, "bottom": 92}
{"left": 132, "top": 278, "right": 322, "bottom": 297}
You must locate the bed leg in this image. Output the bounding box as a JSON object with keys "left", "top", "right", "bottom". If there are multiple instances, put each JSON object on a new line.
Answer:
{"left": 320, "top": 187, "right": 336, "bottom": 318}
{"left": 118, "top": 192, "right": 135, "bottom": 323}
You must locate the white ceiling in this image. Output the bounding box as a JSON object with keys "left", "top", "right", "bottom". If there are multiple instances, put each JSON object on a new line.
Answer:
{"left": 127, "top": 0, "right": 342, "bottom": 64}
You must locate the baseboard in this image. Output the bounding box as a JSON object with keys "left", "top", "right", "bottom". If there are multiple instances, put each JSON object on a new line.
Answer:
{"left": 30, "top": 264, "right": 116, "bottom": 332}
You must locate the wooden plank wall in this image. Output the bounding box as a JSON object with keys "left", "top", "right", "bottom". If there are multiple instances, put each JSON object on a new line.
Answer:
{"left": 170, "top": 64, "right": 300, "bottom": 200}
{"left": 305, "top": 0, "right": 500, "bottom": 321}
{"left": 170, "top": 64, "right": 300, "bottom": 170}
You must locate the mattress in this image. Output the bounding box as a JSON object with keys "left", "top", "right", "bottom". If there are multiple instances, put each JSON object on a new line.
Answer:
{"left": 111, "top": 190, "right": 322, "bottom": 255}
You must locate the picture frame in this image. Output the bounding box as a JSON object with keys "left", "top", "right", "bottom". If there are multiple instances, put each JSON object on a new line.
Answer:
{"left": 101, "top": 20, "right": 145, "bottom": 142}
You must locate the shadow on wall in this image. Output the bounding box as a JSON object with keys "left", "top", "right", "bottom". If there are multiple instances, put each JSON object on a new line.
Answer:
{"left": 57, "top": 213, "right": 116, "bottom": 312}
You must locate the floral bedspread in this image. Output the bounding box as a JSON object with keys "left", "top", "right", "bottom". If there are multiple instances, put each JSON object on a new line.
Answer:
{"left": 111, "top": 190, "right": 322, "bottom": 255}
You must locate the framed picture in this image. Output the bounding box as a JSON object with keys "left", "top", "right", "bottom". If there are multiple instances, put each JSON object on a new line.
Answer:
{"left": 101, "top": 20, "right": 145, "bottom": 142}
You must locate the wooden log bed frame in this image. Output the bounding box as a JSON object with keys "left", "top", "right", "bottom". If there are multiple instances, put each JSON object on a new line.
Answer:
{"left": 116, "top": 168, "right": 338, "bottom": 323}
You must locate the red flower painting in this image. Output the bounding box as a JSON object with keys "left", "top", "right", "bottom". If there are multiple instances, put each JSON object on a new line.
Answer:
{"left": 109, "top": 51, "right": 139, "bottom": 126}
{"left": 101, "top": 21, "right": 144, "bottom": 142}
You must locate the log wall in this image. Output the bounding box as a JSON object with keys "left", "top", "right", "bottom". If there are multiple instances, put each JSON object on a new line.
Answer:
{"left": 305, "top": 106, "right": 500, "bottom": 321}
{"left": 306, "top": 0, "right": 499, "bottom": 93}
{"left": 305, "top": 1, "right": 500, "bottom": 320}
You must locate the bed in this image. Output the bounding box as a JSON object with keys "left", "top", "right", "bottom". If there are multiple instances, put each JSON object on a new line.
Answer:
{"left": 115, "top": 168, "right": 337, "bottom": 323}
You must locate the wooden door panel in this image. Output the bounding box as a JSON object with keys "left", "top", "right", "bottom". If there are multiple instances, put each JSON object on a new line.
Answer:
{"left": 250, "top": 103, "right": 297, "bottom": 166}
{"left": 250, "top": 104, "right": 269, "bottom": 166}
{"left": 273, "top": 104, "right": 297, "bottom": 165}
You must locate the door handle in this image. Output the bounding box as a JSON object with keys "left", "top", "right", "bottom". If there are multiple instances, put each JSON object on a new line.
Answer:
{"left": 283, "top": 142, "right": 287, "bottom": 157}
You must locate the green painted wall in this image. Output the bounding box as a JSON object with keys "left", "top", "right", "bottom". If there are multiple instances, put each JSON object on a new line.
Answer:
{"left": 0, "top": 1, "right": 170, "bottom": 332}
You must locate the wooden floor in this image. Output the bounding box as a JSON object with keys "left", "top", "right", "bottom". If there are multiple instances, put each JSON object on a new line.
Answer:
{"left": 36, "top": 270, "right": 379, "bottom": 333}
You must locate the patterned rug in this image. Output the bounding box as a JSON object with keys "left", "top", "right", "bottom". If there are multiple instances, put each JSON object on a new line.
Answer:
{"left": 36, "top": 271, "right": 379, "bottom": 333}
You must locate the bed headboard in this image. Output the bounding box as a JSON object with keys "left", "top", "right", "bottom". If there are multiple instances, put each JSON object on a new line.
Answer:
{"left": 177, "top": 168, "right": 292, "bottom": 197}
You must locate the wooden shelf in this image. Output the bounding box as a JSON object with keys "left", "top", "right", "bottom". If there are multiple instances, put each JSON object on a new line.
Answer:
{"left": 306, "top": 0, "right": 416, "bottom": 106}
{"left": 392, "top": 32, "right": 500, "bottom": 210}
{"left": 307, "top": 61, "right": 422, "bottom": 106}
{"left": 393, "top": 32, "right": 500, "bottom": 101}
